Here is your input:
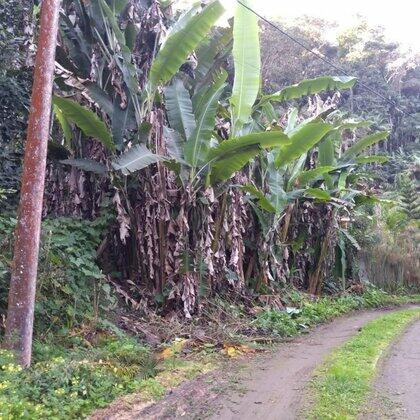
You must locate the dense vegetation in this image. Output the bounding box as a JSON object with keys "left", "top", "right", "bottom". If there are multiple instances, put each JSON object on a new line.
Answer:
{"left": 0, "top": 0, "right": 419, "bottom": 416}
{"left": 1, "top": 0, "right": 418, "bottom": 332}
{"left": 1, "top": 289, "right": 418, "bottom": 418}
{"left": 2, "top": 0, "right": 416, "bottom": 315}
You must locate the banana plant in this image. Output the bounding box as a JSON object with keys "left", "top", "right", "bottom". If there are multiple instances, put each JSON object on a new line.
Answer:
{"left": 163, "top": 72, "right": 291, "bottom": 190}
{"left": 54, "top": 0, "right": 293, "bottom": 187}
{"left": 240, "top": 90, "right": 389, "bottom": 287}
{"left": 238, "top": 71, "right": 362, "bottom": 218}
{"left": 54, "top": 1, "right": 229, "bottom": 176}
{"left": 243, "top": 114, "right": 335, "bottom": 218}
{"left": 244, "top": 104, "right": 389, "bottom": 214}
{"left": 51, "top": 0, "right": 391, "bottom": 303}
{"left": 318, "top": 125, "right": 389, "bottom": 201}
{"left": 56, "top": 0, "right": 354, "bottom": 185}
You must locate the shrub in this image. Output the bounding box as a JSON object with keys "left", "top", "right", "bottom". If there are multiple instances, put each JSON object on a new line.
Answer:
{"left": 253, "top": 310, "right": 299, "bottom": 337}
{"left": 0, "top": 214, "right": 116, "bottom": 336}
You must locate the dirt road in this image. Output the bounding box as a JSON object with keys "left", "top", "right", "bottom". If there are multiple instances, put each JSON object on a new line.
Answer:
{"left": 212, "top": 310, "right": 390, "bottom": 420}
{"left": 91, "top": 308, "right": 419, "bottom": 420}
{"left": 368, "top": 319, "right": 420, "bottom": 419}
{"left": 137, "top": 310, "right": 394, "bottom": 419}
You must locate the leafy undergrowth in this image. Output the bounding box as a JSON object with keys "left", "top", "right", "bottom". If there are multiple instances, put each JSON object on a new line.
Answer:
{"left": 0, "top": 335, "right": 157, "bottom": 418}
{"left": 252, "top": 288, "right": 420, "bottom": 338}
{"left": 307, "top": 308, "right": 420, "bottom": 419}
{"left": 0, "top": 332, "right": 218, "bottom": 419}
{"left": 0, "top": 215, "right": 116, "bottom": 336}
{"left": 1, "top": 289, "right": 419, "bottom": 419}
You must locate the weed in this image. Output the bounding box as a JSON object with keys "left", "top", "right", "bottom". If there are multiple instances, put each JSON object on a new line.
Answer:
{"left": 0, "top": 335, "right": 155, "bottom": 419}
{"left": 253, "top": 288, "right": 420, "bottom": 338}
{"left": 253, "top": 310, "right": 299, "bottom": 337}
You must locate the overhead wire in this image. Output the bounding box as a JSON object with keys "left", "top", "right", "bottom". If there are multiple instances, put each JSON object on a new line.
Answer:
{"left": 235, "top": 0, "right": 409, "bottom": 116}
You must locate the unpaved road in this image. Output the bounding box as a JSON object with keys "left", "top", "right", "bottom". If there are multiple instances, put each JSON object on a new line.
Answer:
{"left": 91, "top": 308, "right": 420, "bottom": 420}
{"left": 212, "top": 309, "right": 391, "bottom": 420}
{"left": 367, "top": 319, "right": 420, "bottom": 419}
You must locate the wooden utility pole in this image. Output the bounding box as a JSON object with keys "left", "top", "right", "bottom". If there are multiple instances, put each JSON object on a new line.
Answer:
{"left": 4, "top": 0, "right": 61, "bottom": 367}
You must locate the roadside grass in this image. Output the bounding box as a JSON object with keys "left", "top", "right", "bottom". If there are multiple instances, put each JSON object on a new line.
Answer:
{"left": 252, "top": 288, "right": 420, "bottom": 338}
{"left": 0, "top": 335, "right": 158, "bottom": 418}
{"left": 307, "top": 308, "right": 420, "bottom": 419}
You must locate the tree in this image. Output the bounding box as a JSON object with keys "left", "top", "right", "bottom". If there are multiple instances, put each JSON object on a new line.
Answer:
{"left": 0, "top": 0, "right": 34, "bottom": 208}
{"left": 4, "top": 0, "right": 60, "bottom": 367}
{"left": 260, "top": 17, "right": 420, "bottom": 155}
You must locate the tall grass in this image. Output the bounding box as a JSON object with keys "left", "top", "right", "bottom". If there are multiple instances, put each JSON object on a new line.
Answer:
{"left": 359, "top": 224, "right": 419, "bottom": 293}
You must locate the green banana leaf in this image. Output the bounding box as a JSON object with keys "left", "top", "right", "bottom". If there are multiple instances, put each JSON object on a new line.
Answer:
{"left": 53, "top": 96, "right": 115, "bottom": 152}
{"left": 60, "top": 158, "right": 108, "bottom": 175}
{"left": 318, "top": 132, "right": 338, "bottom": 189}
{"left": 296, "top": 166, "right": 336, "bottom": 187}
{"left": 99, "top": 0, "right": 139, "bottom": 93}
{"left": 336, "top": 120, "right": 372, "bottom": 131}
{"left": 210, "top": 148, "right": 257, "bottom": 184}
{"left": 242, "top": 184, "right": 277, "bottom": 213}
{"left": 163, "top": 126, "right": 184, "bottom": 161}
{"left": 318, "top": 134, "right": 336, "bottom": 167}
{"left": 84, "top": 83, "right": 113, "bottom": 116}
{"left": 355, "top": 155, "right": 389, "bottom": 164}
{"left": 149, "top": 1, "right": 224, "bottom": 86}
{"left": 230, "top": 0, "right": 261, "bottom": 134}
{"left": 275, "top": 122, "right": 332, "bottom": 168}
{"left": 261, "top": 76, "right": 356, "bottom": 104}
{"left": 305, "top": 188, "right": 331, "bottom": 201}
{"left": 53, "top": 105, "right": 72, "bottom": 145}
{"left": 99, "top": 0, "right": 126, "bottom": 48}
{"left": 208, "top": 131, "right": 290, "bottom": 159}
{"left": 164, "top": 80, "right": 196, "bottom": 141}
{"left": 112, "top": 144, "right": 164, "bottom": 175}
{"left": 340, "top": 228, "right": 361, "bottom": 250}
{"left": 185, "top": 71, "right": 227, "bottom": 167}
{"left": 209, "top": 131, "right": 291, "bottom": 184}
{"left": 341, "top": 131, "right": 389, "bottom": 160}
{"left": 194, "top": 26, "right": 232, "bottom": 82}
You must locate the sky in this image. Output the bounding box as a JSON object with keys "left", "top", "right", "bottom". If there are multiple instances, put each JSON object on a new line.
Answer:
{"left": 179, "top": 0, "right": 420, "bottom": 52}
{"left": 247, "top": 0, "right": 419, "bottom": 52}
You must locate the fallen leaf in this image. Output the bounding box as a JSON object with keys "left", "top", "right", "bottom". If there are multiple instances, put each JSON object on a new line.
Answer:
{"left": 221, "top": 344, "right": 254, "bottom": 357}
{"left": 158, "top": 347, "right": 174, "bottom": 360}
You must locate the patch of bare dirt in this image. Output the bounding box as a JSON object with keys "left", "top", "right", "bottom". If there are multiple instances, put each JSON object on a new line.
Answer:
{"left": 90, "top": 357, "right": 248, "bottom": 420}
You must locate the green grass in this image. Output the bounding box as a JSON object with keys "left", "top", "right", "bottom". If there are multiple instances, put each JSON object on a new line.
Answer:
{"left": 253, "top": 288, "right": 420, "bottom": 338}
{"left": 308, "top": 308, "right": 420, "bottom": 419}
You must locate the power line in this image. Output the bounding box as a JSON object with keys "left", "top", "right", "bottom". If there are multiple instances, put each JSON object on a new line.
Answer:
{"left": 236, "top": 0, "right": 408, "bottom": 116}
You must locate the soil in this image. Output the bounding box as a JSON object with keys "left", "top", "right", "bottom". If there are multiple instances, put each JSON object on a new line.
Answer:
{"left": 364, "top": 319, "right": 420, "bottom": 419}
{"left": 91, "top": 308, "right": 401, "bottom": 420}
{"left": 211, "top": 309, "right": 393, "bottom": 420}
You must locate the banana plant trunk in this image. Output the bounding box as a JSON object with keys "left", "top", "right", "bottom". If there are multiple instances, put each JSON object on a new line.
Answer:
{"left": 308, "top": 208, "right": 337, "bottom": 295}
{"left": 4, "top": 0, "right": 61, "bottom": 367}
